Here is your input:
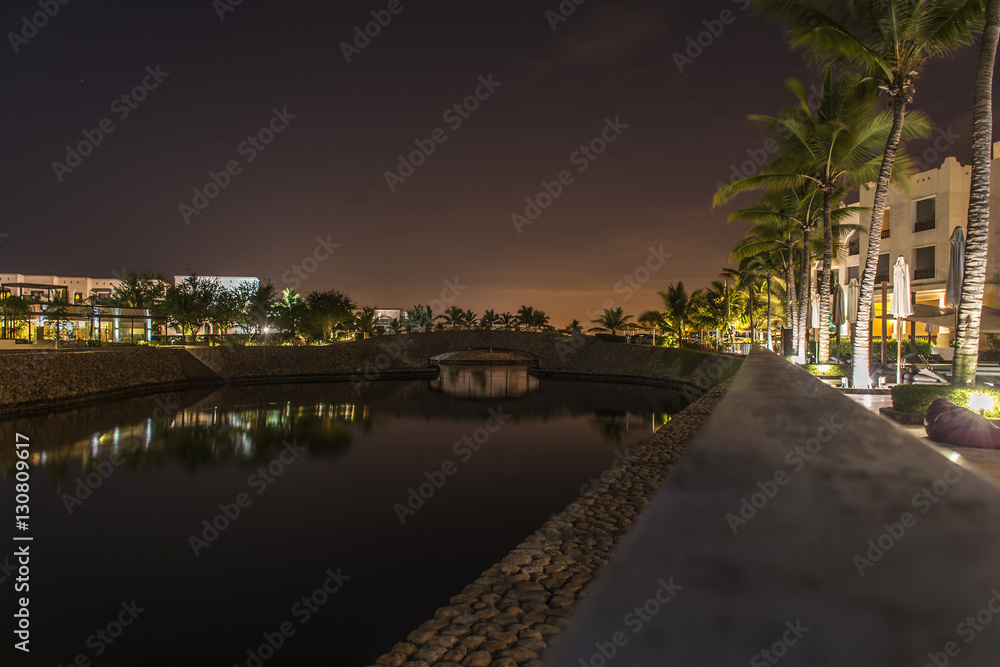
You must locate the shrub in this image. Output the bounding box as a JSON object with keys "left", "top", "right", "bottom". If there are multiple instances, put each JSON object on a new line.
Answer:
{"left": 891, "top": 385, "right": 1000, "bottom": 419}
{"left": 800, "top": 364, "right": 852, "bottom": 377}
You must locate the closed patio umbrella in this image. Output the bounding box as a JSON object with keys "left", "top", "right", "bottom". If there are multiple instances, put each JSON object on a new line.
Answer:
{"left": 892, "top": 256, "right": 913, "bottom": 383}
{"left": 847, "top": 278, "right": 859, "bottom": 324}
{"left": 945, "top": 226, "right": 966, "bottom": 308}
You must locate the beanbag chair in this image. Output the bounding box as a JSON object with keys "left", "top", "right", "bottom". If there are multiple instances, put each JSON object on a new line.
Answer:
{"left": 924, "top": 397, "right": 1000, "bottom": 449}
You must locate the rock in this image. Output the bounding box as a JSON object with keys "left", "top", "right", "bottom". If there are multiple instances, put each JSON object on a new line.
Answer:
{"left": 462, "top": 651, "right": 492, "bottom": 667}
{"left": 500, "top": 646, "right": 539, "bottom": 662}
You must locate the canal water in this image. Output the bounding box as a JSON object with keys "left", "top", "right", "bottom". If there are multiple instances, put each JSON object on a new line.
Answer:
{"left": 0, "top": 365, "right": 691, "bottom": 666}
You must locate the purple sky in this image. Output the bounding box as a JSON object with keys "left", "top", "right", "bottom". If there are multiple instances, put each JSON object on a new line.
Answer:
{"left": 2, "top": 0, "right": 991, "bottom": 325}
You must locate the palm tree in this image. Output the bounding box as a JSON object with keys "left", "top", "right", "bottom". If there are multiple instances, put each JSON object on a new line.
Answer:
{"left": 516, "top": 305, "right": 536, "bottom": 331}
{"left": 462, "top": 309, "right": 478, "bottom": 329}
{"left": 271, "top": 288, "right": 308, "bottom": 341}
{"left": 440, "top": 305, "right": 464, "bottom": 330}
{"left": 499, "top": 312, "right": 516, "bottom": 330}
{"left": 353, "top": 307, "right": 377, "bottom": 339}
{"left": 758, "top": 0, "right": 983, "bottom": 383}
{"left": 233, "top": 280, "right": 276, "bottom": 341}
{"left": 564, "top": 319, "right": 584, "bottom": 334}
{"left": 480, "top": 309, "right": 498, "bottom": 330}
{"left": 45, "top": 291, "right": 72, "bottom": 347}
{"left": 588, "top": 307, "right": 633, "bottom": 336}
{"left": 162, "top": 274, "right": 220, "bottom": 343}
{"left": 693, "top": 280, "right": 746, "bottom": 352}
{"left": 639, "top": 282, "right": 700, "bottom": 345}
{"left": 531, "top": 310, "right": 550, "bottom": 331}
{"left": 955, "top": 0, "right": 1000, "bottom": 384}
{"left": 109, "top": 270, "right": 167, "bottom": 308}
{"left": 717, "top": 73, "right": 928, "bottom": 362}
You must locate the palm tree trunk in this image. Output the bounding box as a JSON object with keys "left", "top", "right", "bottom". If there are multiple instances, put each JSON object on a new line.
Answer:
{"left": 766, "top": 276, "right": 773, "bottom": 350}
{"left": 749, "top": 283, "right": 755, "bottom": 351}
{"left": 798, "top": 231, "right": 811, "bottom": 361}
{"left": 852, "top": 95, "right": 907, "bottom": 388}
{"left": 785, "top": 245, "right": 797, "bottom": 355}
{"left": 818, "top": 189, "right": 833, "bottom": 363}
{"left": 954, "top": 0, "right": 1000, "bottom": 385}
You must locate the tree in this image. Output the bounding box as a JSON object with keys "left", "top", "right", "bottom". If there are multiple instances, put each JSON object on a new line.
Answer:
{"left": 109, "top": 271, "right": 167, "bottom": 309}
{"left": 353, "top": 307, "right": 377, "bottom": 339}
{"left": 480, "top": 309, "right": 498, "bottom": 330}
{"left": 588, "top": 307, "right": 633, "bottom": 336}
{"left": 516, "top": 305, "right": 536, "bottom": 331}
{"left": 0, "top": 295, "right": 31, "bottom": 340}
{"left": 531, "top": 310, "right": 550, "bottom": 330}
{"left": 564, "top": 319, "right": 584, "bottom": 334}
{"left": 462, "top": 309, "right": 478, "bottom": 329}
{"left": 161, "top": 274, "right": 219, "bottom": 343}
{"left": 954, "top": 0, "right": 1000, "bottom": 384}
{"left": 270, "top": 288, "right": 308, "bottom": 341}
{"left": 499, "top": 312, "right": 516, "bottom": 330}
{"left": 692, "top": 281, "right": 746, "bottom": 352}
{"left": 208, "top": 287, "right": 241, "bottom": 343}
{"left": 440, "top": 305, "right": 464, "bottom": 330}
{"left": 45, "top": 291, "right": 72, "bottom": 346}
{"left": 233, "top": 280, "right": 276, "bottom": 340}
{"left": 305, "top": 290, "right": 356, "bottom": 342}
{"left": 757, "top": 0, "right": 983, "bottom": 383}
{"left": 639, "top": 282, "right": 700, "bottom": 345}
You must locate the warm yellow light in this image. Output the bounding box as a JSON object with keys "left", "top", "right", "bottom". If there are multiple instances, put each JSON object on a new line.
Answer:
{"left": 968, "top": 392, "right": 994, "bottom": 414}
{"left": 817, "top": 365, "right": 831, "bottom": 374}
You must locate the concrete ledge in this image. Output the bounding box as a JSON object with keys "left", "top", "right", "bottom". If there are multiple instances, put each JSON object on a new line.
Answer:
{"left": 546, "top": 349, "right": 1000, "bottom": 666}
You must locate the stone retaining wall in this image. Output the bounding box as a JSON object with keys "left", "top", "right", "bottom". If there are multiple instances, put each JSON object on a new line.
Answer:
{"left": 0, "top": 348, "right": 218, "bottom": 416}
{"left": 366, "top": 386, "right": 727, "bottom": 667}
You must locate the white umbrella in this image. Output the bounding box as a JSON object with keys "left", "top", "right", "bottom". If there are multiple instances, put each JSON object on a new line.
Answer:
{"left": 891, "top": 256, "right": 912, "bottom": 384}
{"left": 809, "top": 293, "right": 821, "bottom": 330}
{"left": 945, "top": 226, "right": 966, "bottom": 308}
{"left": 847, "top": 278, "right": 859, "bottom": 324}
{"left": 832, "top": 283, "right": 846, "bottom": 361}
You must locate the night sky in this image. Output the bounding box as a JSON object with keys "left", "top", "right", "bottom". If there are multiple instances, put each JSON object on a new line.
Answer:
{"left": 2, "top": 0, "right": 990, "bottom": 325}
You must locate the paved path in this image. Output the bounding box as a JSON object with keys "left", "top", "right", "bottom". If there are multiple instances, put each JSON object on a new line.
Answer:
{"left": 848, "top": 392, "right": 1000, "bottom": 486}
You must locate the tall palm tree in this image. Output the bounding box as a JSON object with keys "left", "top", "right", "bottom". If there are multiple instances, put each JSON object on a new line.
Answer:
{"left": 0, "top": 295, "right": 31, "bottom": 340}
{"left": 462, "top": 309, "right": 478, "bottom": 329}
{"left": 717, "top": 73, "right": 928, "bottom": 362}
{"left": 758, "top": 0, "right": 983, "bottom": 383}
{"left": 564, "top": 319, "right": 584, "bottom": 334}
{"left": 499, "top": 312, "right": 516, "bottom": 330}
{"left": 588, "top": 307, "right": 633, "bottom": 336}
{"left": 955, "top": 0, "right": 1000, "bottom": 384}
{"left": 694, "top": 280, "right": 747, "bottom": 352}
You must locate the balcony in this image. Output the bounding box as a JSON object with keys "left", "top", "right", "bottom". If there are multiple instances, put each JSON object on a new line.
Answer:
{"left": 881, "top": 228, "right": 891, "bottom": 239}
{"left": 876, "top": 273, "right": 890, "bottom": 284}
{"left": 914, "top": 268, "right": 935, "bottom": 280}
{"left": 848, "top": 244, "right": 860, "bottom": 257}
{"left": 914, "top": 220, "right": 936, "bottom": 232}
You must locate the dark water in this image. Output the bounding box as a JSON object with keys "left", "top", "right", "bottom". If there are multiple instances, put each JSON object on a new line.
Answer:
{"left": 0, "top": 366, "right": 690, "bottom": 666}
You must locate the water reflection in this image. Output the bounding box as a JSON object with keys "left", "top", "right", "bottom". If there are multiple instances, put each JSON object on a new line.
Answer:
{"left": 430, "top": 364, "right": 540, "bottom": 398}
{"left": 1, "top": 367, "right": 689, "bottom": 487}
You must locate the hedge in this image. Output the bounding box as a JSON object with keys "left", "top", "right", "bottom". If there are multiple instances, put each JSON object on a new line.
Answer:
{"left": 800, "top": 364, "right": 852, "bottom": 377}
{"left": 891, "top": 385, "right": 1000, "bottom": 419}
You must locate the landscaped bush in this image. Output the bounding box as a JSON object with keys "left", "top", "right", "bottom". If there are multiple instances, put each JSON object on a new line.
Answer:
{"left": 891, "top": 385, "right": 1000, "bottom": 419}
{"left": 801, "top": 364, "right": 852, "bottom": 377}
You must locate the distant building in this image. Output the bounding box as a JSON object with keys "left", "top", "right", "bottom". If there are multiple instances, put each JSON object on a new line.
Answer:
{"left": 374, "top": 308, "right": 407, "bottom": 330}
